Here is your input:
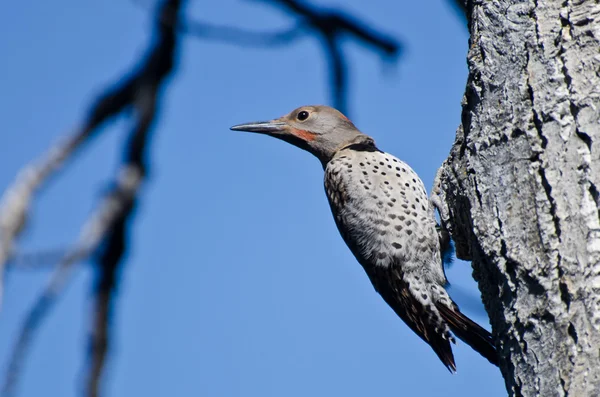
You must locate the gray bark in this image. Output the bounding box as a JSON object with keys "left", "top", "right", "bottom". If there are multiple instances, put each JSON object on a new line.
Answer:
{"left": 435, "top": 0, "right": 600, "bottom": 395}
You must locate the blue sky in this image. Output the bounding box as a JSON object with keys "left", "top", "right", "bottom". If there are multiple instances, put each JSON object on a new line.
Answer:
{"left": 0, "top": 1, "right": 506, "bottom": 396}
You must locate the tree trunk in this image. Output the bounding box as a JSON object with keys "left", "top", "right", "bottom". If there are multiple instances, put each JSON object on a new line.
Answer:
{"left": 436, "top": 1, "right": 600, "bottom": 395}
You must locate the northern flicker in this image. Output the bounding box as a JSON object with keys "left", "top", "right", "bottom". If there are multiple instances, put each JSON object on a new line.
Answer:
{"left": 231, "top": 105, "right": 498, "bottom": 371}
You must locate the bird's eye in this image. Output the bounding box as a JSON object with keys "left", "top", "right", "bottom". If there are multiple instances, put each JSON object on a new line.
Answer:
{"left": 297, "top": 111, "right": 309, "bottom": 121}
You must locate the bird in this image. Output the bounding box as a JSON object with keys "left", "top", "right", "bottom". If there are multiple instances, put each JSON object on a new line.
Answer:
{"left": 230, "top": 105, "right": 498, "bottom": 371}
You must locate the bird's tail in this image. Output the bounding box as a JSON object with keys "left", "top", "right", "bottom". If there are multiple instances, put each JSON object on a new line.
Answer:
{"left": 436, "top": 302, "right": 499, "bottom": 367}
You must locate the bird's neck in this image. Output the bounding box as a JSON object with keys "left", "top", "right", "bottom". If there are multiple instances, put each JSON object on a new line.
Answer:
{"left": 320, "top": 134, "right": 380, "bottom": 169}
{"left": 339, "top": 135, "right": 379, "bottom": 153}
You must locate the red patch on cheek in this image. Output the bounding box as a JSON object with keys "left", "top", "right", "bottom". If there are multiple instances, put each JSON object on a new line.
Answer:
{"left": 291, "top": 128, "right": 317, "bottom": 141}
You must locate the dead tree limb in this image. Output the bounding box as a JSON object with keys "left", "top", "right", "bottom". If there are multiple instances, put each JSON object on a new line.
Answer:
{"left": 1, "top": 1, "right": 182, "bottom": 396}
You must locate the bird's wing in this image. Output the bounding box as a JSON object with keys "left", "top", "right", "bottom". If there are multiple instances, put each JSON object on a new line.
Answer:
{"left": 366, "top": 264, "right": 457, "bottom": 372}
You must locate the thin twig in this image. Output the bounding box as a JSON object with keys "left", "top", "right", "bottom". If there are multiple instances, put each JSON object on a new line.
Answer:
{"left": 184, "top": 21, "right": 306, "bottom": 47}
{"left": 7, "top": 248, "right": 69, "bottom": 270}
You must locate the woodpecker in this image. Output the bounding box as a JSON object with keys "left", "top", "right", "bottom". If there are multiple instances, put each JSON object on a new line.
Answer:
{"left": 231, "top": 105, "right": 498, "bottom": 371}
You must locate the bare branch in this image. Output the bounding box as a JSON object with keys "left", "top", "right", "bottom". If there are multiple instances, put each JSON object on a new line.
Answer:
{"left": 260, "top": 0, "right": 402, "bottom": 114}
{"left": 1, "top": 1, "right": 182, "bottom": 396}
{"left": 1, "top": 166, "right": 143, "bottom": 397}
{"left": 0, "top": 126, "right": 104, "bottom": 309}
{"left": 323, "top": 34, "right": 347, "bottom": 116}
{"left": 167, "top": 0, "right": 401, "bottom": 115}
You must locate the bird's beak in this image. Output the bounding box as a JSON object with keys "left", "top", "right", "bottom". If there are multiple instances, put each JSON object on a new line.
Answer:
{"left": 230, "top": 120, "right": 287, "bottom": 134}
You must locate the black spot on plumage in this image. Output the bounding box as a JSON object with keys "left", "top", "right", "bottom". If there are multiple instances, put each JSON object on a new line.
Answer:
{"left": 399, "top": 215, "right": 405, "bottom": 221}
{"left": 360, "top": 162, "right": 365, "bottom": 166}
{"left": 412, "top": 204, "right": 416, "bottom": 210}
{"left": 378, "top": 252, "right": 387, "bottom": 259}
{"left": 391, "top": 198, "right": 397, "bottom": 203}
{"left": 422, "top": 205, "right": 427, "bottom": 211}
{"left": 406, "top": 220, "right": 412, "bottom": 226}
{"left": 381, "top": 172, "right": 386, "bottom": 175}
{"left": 388, "top": 165, "right": 392, "bottom": 169}
{"left": 402, "top": 204, "right": 408, "bottom": 209}
{"left": 407, "top": 230, "right": 413, "bottom": 236}
{"left": 396, "top": 167, "right": 401, "bottom": 171}
{"left": 389, "top": 214, "right": 397, "bottom": 220}
{"left": 405, "top": 183, "right": 410, "bottom": 187}
{"left": 379, "top": 162, "right": 384, "bottom": 165}
{"left": 374, "top": 165, "right": 379, "bottom": 169}
{"left": 396, "top": 173, "right": 401, "bottom": 177}
{"left": 421, "top": 293, "right": 428, "bottom": 300}
{"left": 384, "top": 181, "right": 389, "bottom": 185}
{"left": 382, "top": 220, "right": 390, "bottom": 226}
{"left": 395, "top": 225, "right": 403, "bottom": 231}
{"left": 363, "top": 171, "right": 368, "bottom": 175}
{"left": 387, "top": 202, "right": 394, "bottom": 207}
{"left": 392, "top": 242, "right": 402, "bottom": 249}
{"left": 379, "top": 230, "right": 387, "bottom": 236}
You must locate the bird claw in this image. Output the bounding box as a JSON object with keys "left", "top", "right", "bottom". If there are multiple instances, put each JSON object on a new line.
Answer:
{"left": 430, "top": 165, "right": 450, "bottom": 225}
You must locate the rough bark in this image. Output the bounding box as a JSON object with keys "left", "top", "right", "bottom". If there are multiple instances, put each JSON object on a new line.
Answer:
{"left": 435, "top": 0, "right": 600, "bottom": 395}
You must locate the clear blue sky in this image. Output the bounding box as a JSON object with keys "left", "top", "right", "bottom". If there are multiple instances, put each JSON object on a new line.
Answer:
{"left": 0, "top": 1, "right": 506, "bottom": 396}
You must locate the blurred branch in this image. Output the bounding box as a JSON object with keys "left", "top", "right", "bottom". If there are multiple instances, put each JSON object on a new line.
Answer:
{"left": 262, "top": 0, "right": 401, "bottom": 114}
{"left": 2, "top": 166, "right": 143, "bottom": 397}
{"left": 0, "top": 119, "right": 112, "bottom": 310}
{"left": 184, "top": 21, "right": 306, "bottom": 47}
{"left": 1, "top": 0, "right": 182, "bottom": 396}
{"left": 171, "top": 0, "right": 401, "bottom": 115}
{"left": 6, "top": 248, "right": 68, "bottom": 270}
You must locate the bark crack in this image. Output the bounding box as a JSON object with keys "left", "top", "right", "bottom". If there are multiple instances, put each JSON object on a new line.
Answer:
{"left": 589, "top": 183, "right": 600, "bottom": 224}
{"left": 538, "top": 165, "right": 562, "bottom": 238}
{"left": 558, "top": 1, "right": 592, "bottom": 152}
{"left": 526, "top": 54, "right": 562, "bottom": 240}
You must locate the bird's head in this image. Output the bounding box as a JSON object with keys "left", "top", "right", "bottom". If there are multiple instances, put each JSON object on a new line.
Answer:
{"left": 230, "top": 105, "right": 374, "bottom": 165}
